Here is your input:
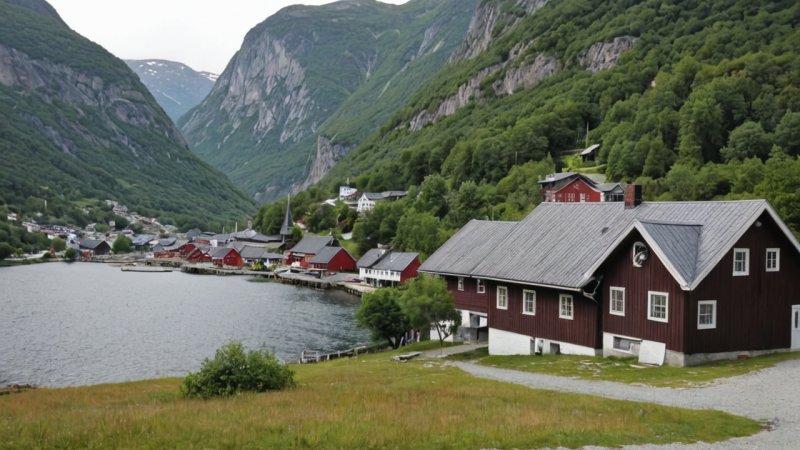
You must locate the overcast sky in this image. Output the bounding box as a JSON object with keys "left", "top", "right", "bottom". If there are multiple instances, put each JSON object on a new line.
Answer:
{"left": 48, "top": 0, "right": 410, "bottom": 74}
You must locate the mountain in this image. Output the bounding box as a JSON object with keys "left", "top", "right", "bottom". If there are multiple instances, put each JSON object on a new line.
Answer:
{"left": 180, "top": 0, "right": 477, "bottom": 202}
{"left": 0, "top": 0, "right": 254, "bottom": 231}
{"left": 125, "top": 59, "right": 217, "bottom": 123}
{"left": 251, "top": 0, "right": 799, "bottom": 255}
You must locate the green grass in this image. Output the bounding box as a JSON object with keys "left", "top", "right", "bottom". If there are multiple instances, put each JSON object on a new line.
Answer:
{"left": 450, "top": 348, "right": 800, "bottom": 388}
{"left": 0, "top": 345, "right": 761, "bottom": 449}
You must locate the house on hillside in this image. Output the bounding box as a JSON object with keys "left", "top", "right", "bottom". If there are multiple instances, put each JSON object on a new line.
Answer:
{"left": 538, "top": 172, "right": 624, "bottom": 203}
{"left": 308, "top": 247, "right": 357, "bottom": 273}
{"left": 357, "top": 249, "right": 421, "bottom": 287}
{"left": 357, "top": 191, "right": 407, "bottom": 213}
{"left": 78, "top": 239, "right": 111, "bottom": 256}
{"left": 581, "top": 144, "right": 600, "bottom": 162}
{"left": 421, "top": 186, "right": 800, "bottom": 366}
{"left": 284, "top": 235, "right": 337, "bottom": 267}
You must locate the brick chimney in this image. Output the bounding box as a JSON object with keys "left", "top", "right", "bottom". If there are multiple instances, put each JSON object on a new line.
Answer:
{"left": 624, "top": 184, "right": 642, "bottom": 209}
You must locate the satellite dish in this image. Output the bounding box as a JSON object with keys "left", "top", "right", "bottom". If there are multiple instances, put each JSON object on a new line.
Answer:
{"left": 632, "top": 242, "right": 648, "bottom": 267}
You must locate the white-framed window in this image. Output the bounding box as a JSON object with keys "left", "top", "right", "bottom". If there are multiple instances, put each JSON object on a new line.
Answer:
{"left": 559, "top": 294, "right": 573, "bottom": 320}
{"left": 697, "top": 300, "right": 717, "bottom": 330}
{"left": 733, "top": 248, "right": 749, "bottom": 276}
{"left": 522, "top": 289, "right": 536, "bottom": 315}
{"left": 457, "top": 277, "right": 464, "bottom": 291}
{"left": 648, "top": 291, "right": 669, "bottom": 323}
{"left": 610, "top": 286, "right": 625, "bottom": 316}
{"left": 476, "top": 279, "right": 485, "bottom": 294}
{"left": 496, "top": 286, "right": 508, "bottom": 310}
{"left": 766, "top": 248, "right": 780, "bottom": 272}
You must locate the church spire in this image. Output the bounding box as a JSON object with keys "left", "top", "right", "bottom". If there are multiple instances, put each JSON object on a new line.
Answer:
{"left": 280, "top": 194, "right": 293, "bottom": 242}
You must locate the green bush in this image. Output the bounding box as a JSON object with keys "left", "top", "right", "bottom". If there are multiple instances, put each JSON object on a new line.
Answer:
{"left": 181, "top": 342, "right": 295, "bottom": 399}
{"left": 63, "top": 248, "right": 77, "bottom": 261}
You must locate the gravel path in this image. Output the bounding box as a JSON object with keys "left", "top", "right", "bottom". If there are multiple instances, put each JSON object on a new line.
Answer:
{"left": 453, "top": 358, "right": 800, "bottom": 449}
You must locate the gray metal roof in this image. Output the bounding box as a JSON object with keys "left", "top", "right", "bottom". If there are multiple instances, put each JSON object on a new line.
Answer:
{"left": 290, "top": 236, "right": 334, "bottom": 254}
{"left": 79, "top": 239, "right": 108, "bottom": 249}
{"left": 636, "top": 220, "right": 701, "bottom": 286}
{"left": 373, "top": 252, "right": 419, "bottom": 272}
{"left": 426, "top": 200, "right": 797, "bottom": 291}
{"left": 596, "top": 183, "right": 623, "bottom": 192}
{"left": 357, "top": 248, "right": 386, "bottom": 268}
{"left": 537, "top": 172, "right": 578, "bottom": 185}
{"left": 209, "top": 247, "right": 236, "bottom": 259}
{"left": 419, "top": 220, "right": 518, "bottom": 276}
{"left": 309, "top": 246, "right": 351, "bottom": 264}
{"left": 580, "top": 143, "right": 600, "bottom": 156}
{"left": 239, "top": 245, "right": 268, "bottom": 260}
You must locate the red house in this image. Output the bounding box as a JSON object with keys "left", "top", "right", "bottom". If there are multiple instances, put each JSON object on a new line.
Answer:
{"left": 284, "top": 236, "right": 336, "bottom": 267}
{"left": 308, "top": 247, "right": 357, "bottom": 273}
{"left": 209, "top": 247, "right": 243, "bottom": 268}
{"left": 539, "top": 172, "right": 624, "bottom": 203}
{"left": 421, "top": 187, "right": 800, "bottom": 366}
{"left": 186, "top": 246, "right": 211, "bottom": 263}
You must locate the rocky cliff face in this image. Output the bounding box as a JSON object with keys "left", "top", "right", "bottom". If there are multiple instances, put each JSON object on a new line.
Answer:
{"left": 0, "top": 44, "right": 186, "bottom": 153}
{"left": 297, "top": 136, "right": 355, "bottom": 191}
{"left": 578, "top": 36, "right": 639, "bottom": 72}
{"left": 450, "top": 0, "right": 549, "bottom": 62}
{"left": 180, "top": 0, "right": 475, "bottom": 202}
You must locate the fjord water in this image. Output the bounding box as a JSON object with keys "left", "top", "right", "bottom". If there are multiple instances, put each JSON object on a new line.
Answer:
{"left": 0, "top": 263, "right": 368, "bottom": 387}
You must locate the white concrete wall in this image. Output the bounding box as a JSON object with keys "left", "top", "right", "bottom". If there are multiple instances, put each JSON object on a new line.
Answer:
{"left": 488, "top": 328, "right": 532, "bottom": 355}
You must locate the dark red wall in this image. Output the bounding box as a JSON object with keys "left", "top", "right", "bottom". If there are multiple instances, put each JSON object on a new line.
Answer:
{"left": 400, "top": 257, "right": 421, "bottom": 282}
{"left": 551, "top": 178, "right": 602, "bottom": 203}
{"left": 487, "top": 280, "right": 601, "bottom": 349}
{"left": 447, "top": 276, "right": 489, "bottom": 314}
{"left": 600, "top": 231, "right": 686, "bottom": 352}
{"left": 686, "top": 212, "right": 800, "bottom": 353}
{"left": 325, "top": 249, "right": 357, "bottom": 272}
{"left": 220, "top": 250, "right": 243, "bottom": 267}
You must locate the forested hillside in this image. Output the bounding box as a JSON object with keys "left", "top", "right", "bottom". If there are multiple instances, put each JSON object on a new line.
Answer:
{"left": 0, "top": 0, "right": 254, "bottom": 247}
{"left": 257, "top": 0, "right": 800, "bottom": 257}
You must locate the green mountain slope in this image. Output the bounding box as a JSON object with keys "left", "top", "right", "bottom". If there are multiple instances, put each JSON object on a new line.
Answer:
{"left": 258, "top": 0, "right": 799, "bottom": 256}
{"left": 180, "top": 0, "right": 476, "bottom": 202}
{"left": 0, "top": 0, "right": 254, "bottom": 232}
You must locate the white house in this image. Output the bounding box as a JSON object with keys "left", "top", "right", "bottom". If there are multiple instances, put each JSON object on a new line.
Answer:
{"left": 356, "top": 191, "right": 407, "bottom": 213}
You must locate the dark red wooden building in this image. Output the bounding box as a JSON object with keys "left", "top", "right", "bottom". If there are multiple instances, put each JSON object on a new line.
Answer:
{"left": 209, "top": 247, "right": 243, "bottom": 268}
{"left": 308, "top": 246, "right": 357, "bottom": 273}
{"left": 284, "top": 236, "right": 336, "bottom": 267}
{"left": 421, "top": 187, "right": 800, "bottom": 365}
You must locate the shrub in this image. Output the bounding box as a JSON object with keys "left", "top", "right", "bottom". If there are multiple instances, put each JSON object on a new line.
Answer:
{"left": 181, "top": 342, "right": 295, "bottom": 399}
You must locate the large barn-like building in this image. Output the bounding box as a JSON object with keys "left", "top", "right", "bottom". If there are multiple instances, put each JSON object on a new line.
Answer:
{"left": 421, "top": 187, "right": 800, "bottom": 366}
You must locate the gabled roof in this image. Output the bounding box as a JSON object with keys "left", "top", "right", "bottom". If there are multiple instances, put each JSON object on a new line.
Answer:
{"left": 239, "top": 245, "right": 268, "bottom": 259}
{"left": 424, "top": 200, "right": 800, "bottom": 292}
{"left": 290, "top": 236, "right": 335, "bottom": 255}
{"left": 79, "top": 239, "right": 108, "bottom": 250}
{"left": 373, "top": 252, "right": 419, "bottom": 272}
{"left": 362, "top": 191, "right": 408, "bottom": 201}
{"left": 164, "top": 239, "right": 188, "bottom": 251}
{"left": 597, "top": 183, "right": 624, "bottom": 193}
{"left": 309, "top": 246, "right": 352, "bottom": 264}
{"left": 580, "top": 143, "right": 600, "bottom": 156}
{"left": 209, "top": 247, "right": 237, "bottom": 259}
{"left": 132, "top": 234, "right": 155, "bottom": 246}
{"left": 358, "top": 248, "right": 386, "bottom": 268}
{"left": 537, "top": 172, "right": 579, "bottom": 185}
{"left": 419, "top": 220, "right": 518, "bottom": 276}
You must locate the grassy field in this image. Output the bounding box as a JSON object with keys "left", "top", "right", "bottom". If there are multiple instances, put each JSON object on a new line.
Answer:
{"left": 0, "top": 344, "right": 761, "bottom": 449}
{"left": 449, "top": 348, "right": 800, "bottom": 388}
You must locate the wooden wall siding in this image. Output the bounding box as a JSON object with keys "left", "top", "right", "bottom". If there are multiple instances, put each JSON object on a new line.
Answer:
{"left": 400, "top": 258, "right": 421, "bottom": 282}
{"left": 447, "top": 276, "right": 488, "bottom": 313}
{"left": 552, "top": 178, "right": 602, "bottom": 203}
{"left": 487, "top": 280, "right": 600, "bottom": 349}
{"left": 600, "top": 232, "right": 686, "bottom": 352}
{"left": 687, "top": 212, "right": 800, "bottom": 353}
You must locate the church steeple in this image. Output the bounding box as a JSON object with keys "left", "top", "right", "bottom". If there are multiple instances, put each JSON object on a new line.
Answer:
{"left": 280, "top": 194, "right": 293, "bottom": 243}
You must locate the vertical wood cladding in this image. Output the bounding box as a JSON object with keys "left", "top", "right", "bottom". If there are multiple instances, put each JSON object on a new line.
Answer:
{"left": 686, "top": 212, "right": 800, "bottom": 353}
{"left": 447, "top": 276, "right": 489, "bottom": 313}
{"left": 487, "top": 280, "right": 600, "bottom": 349}
{"left": 600, "top": 231, "right": 686, "bottom": 352}
{"left": 551, "top": 178, "right": 602, "bottom": 203}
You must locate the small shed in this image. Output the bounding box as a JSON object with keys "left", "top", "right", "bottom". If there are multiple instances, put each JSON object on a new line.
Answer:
{"left": 581, "top": 144, "right": 600, "bottom": 162}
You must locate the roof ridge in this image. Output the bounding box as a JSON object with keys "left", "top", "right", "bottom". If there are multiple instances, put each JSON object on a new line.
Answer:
{"left": 636, "top": 219, "right": 703, "bottom": 227}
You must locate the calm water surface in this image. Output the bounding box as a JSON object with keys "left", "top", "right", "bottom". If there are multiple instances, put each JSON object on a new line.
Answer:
{"left": 0, "top": 262, "right": 368, "bottom": 387}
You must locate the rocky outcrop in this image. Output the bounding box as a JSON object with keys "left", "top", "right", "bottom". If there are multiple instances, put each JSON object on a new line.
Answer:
{"left": 0, "top": 43, "right": 186, "bottom": 152}
{"left": 297, "top": 136, "right": 355, "bottom": 191}
{"left": 450, "top": 0, "right": 549, "bottom": 62}
{"left": 578, "top": 36, "right": 639, "bottom": 72}
{"left": 492, "top": 54, "right": 560, "bottom": 95}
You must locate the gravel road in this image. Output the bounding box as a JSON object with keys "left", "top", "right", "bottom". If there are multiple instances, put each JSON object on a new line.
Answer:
{"left": 452, "top": 358, "right": 800, "bottom": 449}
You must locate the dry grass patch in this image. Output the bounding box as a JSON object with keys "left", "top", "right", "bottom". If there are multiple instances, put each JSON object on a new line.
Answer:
{"left": 0, "top": 348, "right": 761, "bottom": 449}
